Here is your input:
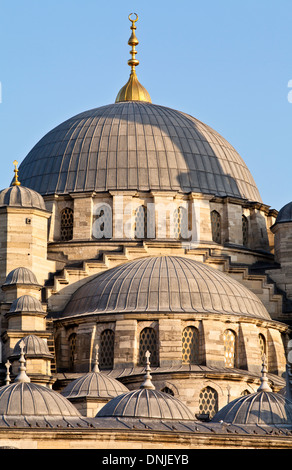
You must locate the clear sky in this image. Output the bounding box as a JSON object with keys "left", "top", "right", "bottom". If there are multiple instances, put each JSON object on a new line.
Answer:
{"left": 1, "top": 0, "right": 292, "bottom": 211}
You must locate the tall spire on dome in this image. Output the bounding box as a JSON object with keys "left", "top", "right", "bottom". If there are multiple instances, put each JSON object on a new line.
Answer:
{"left": 115, "top": 13, "right": 151, "bottom": 103}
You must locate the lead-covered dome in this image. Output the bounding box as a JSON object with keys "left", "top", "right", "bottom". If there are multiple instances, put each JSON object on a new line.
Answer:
{"left": 17, "top": 102, "right": 261, "bottom": 202}
{"left": 61, "top": 256, "right": 271, "bottom": 320}
{"left": 61, "top": 370, "right": 129, "bottom": 400}
{"left": 0, "top": 382, "right": 80, "bottom": 418}
{"left": 0, "top": 185, "right": 46, "bottom": 211}
{"left": 211, "top": 391, "right": 292, "bottom": 426}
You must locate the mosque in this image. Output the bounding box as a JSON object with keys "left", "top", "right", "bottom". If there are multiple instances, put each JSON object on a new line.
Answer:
{"left": 1, "top": 13, "right": 292, "bottom": 449}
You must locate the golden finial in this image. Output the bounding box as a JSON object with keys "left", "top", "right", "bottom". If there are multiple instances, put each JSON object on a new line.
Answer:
{"left": 115, "top": 13, "right": 151, "bottom": 103}
{"left": 12, "top": 160, "right": 21, "bottom": 186}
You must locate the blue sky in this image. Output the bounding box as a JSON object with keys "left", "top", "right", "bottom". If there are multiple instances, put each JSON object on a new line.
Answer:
{"left": 1, "top": 0, "right": 292, "bottom": 210}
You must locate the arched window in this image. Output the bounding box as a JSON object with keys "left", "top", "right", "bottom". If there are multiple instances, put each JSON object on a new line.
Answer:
{"left": 182, "top": 326, "right": 199, "bottom": 364}
{"left": 139, "top": 327, "right": 158, "bottom": 366}
{"left": 241, "top": 389, "right": 251, "bottom": 396}
{"left": 199, "top": 387, "right": 218, "bottom": 419}
{"left": 134, "top": 205, "right": 147, "bottom": 239}
{"left": 69, "top": 333, "right": 77, "bottom": 371}
{"left": 172, "top": 206, "right": 188, "bottom": 239}
{"left": 259, "top": 333, "right": 266, "bottom": 360}
{"left": 161, "top": 387, "right": 174, "bottom": 396}
{"left": 99, "top": 329, "right": 115, "bottom": 370}
{"left": 92, "top": 203, "right": 112, "bottom": 239}
{"left": 211, "top": 210, "right": 221, "bottom": 244}
{"left": 61, "top": 207, "right": 74, "bottom": 241}
{"left": 223, "top": 329, "right": 236, "bottom": 368}
{"left": 242, "top": 214, "right": 249, "bottom": 246}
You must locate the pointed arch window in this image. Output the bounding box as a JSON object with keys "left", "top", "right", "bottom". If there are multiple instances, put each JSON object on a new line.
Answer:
{"left": 211, "top": 210, "right": 221, "bottom": 244}
{"left": 100, "top": 329, "right": 115, "bottom": 370}
{"left": 134, "top": 205, "right": 147, "bottom": 239}
{"left": 61, "top": 207, "right": 74, "bottom": 241}
{"left": 223, "top": 329, "right": 236, "bottom": 368}
{"left": 139, "top": 327, "right": 158, "bottom": 366}
{"left": 199, "top": 387, "right": 218, "bottom": 419}
{"left": 182, "top": 326, "right": 199, "bottom": 364}
{"left": 242, "top": 214, "right": 249, "bottom": 247}
{"left": 69, "top": 333, "right": 77, "bottom": 371}
{"left": 259, "top": 334, "right": 267, "bottom": 360}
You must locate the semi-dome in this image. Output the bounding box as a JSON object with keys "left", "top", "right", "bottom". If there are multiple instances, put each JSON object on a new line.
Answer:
{"left": 3, "top": 267, "right": 40, "bottom": 287}
{"left": 17, "top": 102, "right": 261, "bottom": 202}
{"left": 8, "top": 295, "right": 45, "bottom": 314}
{"left": 11, "top": 335, "right": 53, "bottom": 359}
{"left": 0, "top": 185, "right": 46, "bottom": 211}
{"left": 275, "top": 201, "right": 292, "bottom": 224}
{"left": 61, "top": 256, "right": 271, "bottom": 320}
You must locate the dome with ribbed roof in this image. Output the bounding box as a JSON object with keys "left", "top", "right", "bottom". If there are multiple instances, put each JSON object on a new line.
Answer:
{"left": 9, "top": 295, "right": 45, "bottom": 314}
{"left": 61, "top": 256, "right": 271, "bottom": 321}
{"left": 61, "top": 355, "right": 129, "bottom": 400}
{"left": 211, "top": 391, "right": 292, "bottom": 426}
{"left": 0, "top": 382, "right": 80, "bottom": 418}
{"left": 3, "top": 267, "right": 40, "bottom": 287}
{"left": 11, "top": 335, "right": 53, "bottom": 359}
{"left": 0, "top": 185, "right": 46, "bottom": 211}
{"left": 97, "top": 351, "right": 195, "bottom": 421}
{"left": 17, "top": 102, "right": 261, "bottom": 202}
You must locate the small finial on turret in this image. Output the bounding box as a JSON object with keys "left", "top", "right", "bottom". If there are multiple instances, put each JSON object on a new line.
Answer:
{"left": 14, "top": 339, "right": 30, "bottom": 383}
{"left": 92, "top": 344, "right": 100, "bottom": 373}
{"left": 257, "top": 354, "right": 272, "bottom": 392}
{"left": 12, "top": 160, "right": 21, "bottom": 186}
{"left": 140, "top": 350, "right": 155, "bottom": 390}
{"left": 5, "top": 360, "right": 11, "bottom": 385}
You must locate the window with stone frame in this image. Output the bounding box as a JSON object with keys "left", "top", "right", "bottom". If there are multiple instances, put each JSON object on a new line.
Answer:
{"left": 199, "top": 386, "right": 218, "bottom": 419}
{"left": 99, "top": 329, "right": 115, "bottom": 370}
{"left": 242, "top": 214, "right": 249, "bottom": 247}
{"left": 134, "top": 205, "right": 147, "bottom": 239}
{"left": 223, "top": 329, "right": 236, "bottom": 368}
{"left": 173, "top": 205, "right": 189, "bottom": 240}
{"left": 211, "top": 210, "right": 222, "bottom": 244}
{"left": 61, "top": 207, "right": 74, "bottom": 241}
{"left": 139, "top": 327, "right": 159, "bottom": 366}
{"left": 182, "top": 326, "right": 199, "bottom": 364}
{"left": 69, "top": 333, "right": 77, "bottom": 371}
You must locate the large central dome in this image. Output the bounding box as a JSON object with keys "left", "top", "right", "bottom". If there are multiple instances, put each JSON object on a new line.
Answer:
{"left": 18, "top": 101, "right": 261, "bottom": 202}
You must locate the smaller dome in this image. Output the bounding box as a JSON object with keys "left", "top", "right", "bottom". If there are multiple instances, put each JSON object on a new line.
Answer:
{"left": 11, "top": 335, "right": 53, "bottom": 359}
{"left": 8, "top": 295, "right": 45, "bottom": 314}
{"left": 0, "top": 382, "right": 80, "bottom": 417}
{"left": 275, "top": 201, "right": 292, "bottom": 224}
{"left": 61, "top": 371, "right": 129, "bottom": 400}
{"left": 97, "top": 388, "right": 195, "bottom": 421}
{"left": 0, "top": 185, "right": 46, "bottom": 211}
{"left": 211, "top": 391, "right": 292, "bottom": 426}
{"left": 97, "top": 351, "right": 195, "bottom": 421}
{"left": 1, "top": 341, "right": 79, "bottom": 418}
{"left": 3, "top": 267, "right": 40, "bottom": 287}
{"left": 212, "top": 356, "right": 292, "bottom": 426}
{"left": 61, "top": 352, "right": 129, "bottom": 400}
